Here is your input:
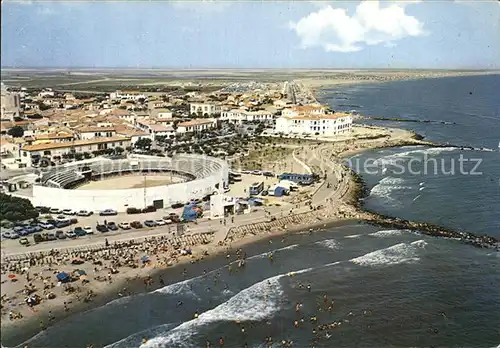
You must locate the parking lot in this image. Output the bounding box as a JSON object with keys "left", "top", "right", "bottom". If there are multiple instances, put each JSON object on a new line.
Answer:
{"left": 0, "top": 207, "right": 188, "bottom": 251}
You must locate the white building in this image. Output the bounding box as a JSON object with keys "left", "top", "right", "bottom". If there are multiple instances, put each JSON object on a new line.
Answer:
{"left": 190, "top": 103, "right": 221, "bottom": 117}
{"left": 75, "top": 126, "right": 117, "bottom": 140}
{"left": 275, "top": 112, "right": 353, "bottom": 136}
{"left": 135, "top": 119, "right": 175, "bottom": 140}
{"left": 38, "top": 90, "right": 55, "bottom": 98}
{"left": 109, "top": 90, "right": 147, "bottom": 101}
{"left": 220, "top": 109, "right": 275, "bottom": 124}
{"left": 281, "top": 104, "right": 326, "bottom": 118}
{"left": 177, "top": 119, "right": 217, "bottom": 133}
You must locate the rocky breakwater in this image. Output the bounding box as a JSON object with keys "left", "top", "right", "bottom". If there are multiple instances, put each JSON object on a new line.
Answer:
{"left": 347, "top": 170, "right": 500, "bottom": 251}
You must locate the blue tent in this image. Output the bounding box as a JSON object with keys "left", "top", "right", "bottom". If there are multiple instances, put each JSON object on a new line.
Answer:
{"left": 182, "top": 203, "right": 199, "bottom": 221}
{"left": 274, "top": 186, "right": 287, "bottom": 197}
{"left": 56, "top": 272, "right": 70, "bottom": 283}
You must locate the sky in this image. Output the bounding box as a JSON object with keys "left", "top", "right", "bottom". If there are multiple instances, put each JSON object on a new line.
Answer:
{"left": 1, "top": 0, "right": 499, "bottom": 69}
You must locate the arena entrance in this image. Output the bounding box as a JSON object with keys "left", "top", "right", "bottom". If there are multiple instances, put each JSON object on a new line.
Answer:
{"left": 153, "top": 199, "right": 164, "bottom": 209}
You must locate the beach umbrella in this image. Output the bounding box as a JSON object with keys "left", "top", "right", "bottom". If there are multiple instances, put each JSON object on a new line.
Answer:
{"left": 73, "top": 269, "right": 86, "bottom": 276}
{"left": 141, "top": 255, "right": 150, "bottom": 263}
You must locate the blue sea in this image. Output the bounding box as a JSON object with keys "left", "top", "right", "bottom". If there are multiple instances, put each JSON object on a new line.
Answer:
{"left": 4, "top": 75, "right": 499, "bottom": 348}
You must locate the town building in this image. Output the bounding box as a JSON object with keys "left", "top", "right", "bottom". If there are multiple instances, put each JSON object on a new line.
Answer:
{"left": 135, "top": 119, "right": 175, "bottom": 140}
{"left": 281, "top": 104, "right": 326, "bottom": 118}
{"left": 109, "top": 90, "right": 147, "bottom": 101}
{"left": 220, "top": 109, "right": 275, "bottom": 124}
{"left": 75, "top": 125, "right": 117, "bottom": 140}
{"left": 21, "top": 136, "right": 131, "bottom": 165}
{"left": 1, "top": 86, "right": 22, "bottom": 121}
{"left": 177, "top": 119, "right": 217, "bottom": 133}
{"left": 275, "top": 112, "right": 353, "bottom": 136}
{"left": 190, "top": 103, "right": 221, "bottom": 117}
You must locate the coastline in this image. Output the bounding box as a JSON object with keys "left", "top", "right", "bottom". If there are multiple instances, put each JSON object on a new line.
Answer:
{"left": 2, "top": 77, "right": 499, "bottom": 347}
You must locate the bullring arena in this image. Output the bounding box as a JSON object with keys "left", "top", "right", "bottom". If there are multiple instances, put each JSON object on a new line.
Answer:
{"left": 8, "top": 154, "right": 229, "bottom": 212}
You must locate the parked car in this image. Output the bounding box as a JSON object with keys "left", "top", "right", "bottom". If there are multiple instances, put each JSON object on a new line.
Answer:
{"left": 76, "top": 210, "right": 93, "bottom": 217}
{"left": 33, "top": 233, "right": 44, "bottom": 243}
{"left": 99, "top": 209, "right": 118, "bottom": 216}
{"left": 130, "top": 221, "right": 143, "bottom": 229}
{"left": 35, "top": 206, "right": 51, "bottom": 213}
{"left": 142, "top": 206, "right": 157, "bottom": 213}
{"left": 126, "top": 207, "right": 141, "bottom": 215}
{"left": 166, "top": 213, "right": 180, "bottom": 223}
{"left": 107, "top": 222, "right": 118, "bottom": 231}
{"left": 2, "top": 231, "right": 13, "bottom": 239}
{"left": 83, "top": 226, "right": 94, "bottom": 234}
{"left": 62, "top": 209, "right": 75, "bottom": 215}
{"left": 69, "top": 218, "right": 78, "bottom": 224}
{"left": 56, "top": 230, "right": 67, "bottom": 239}
{"left": 19, "top": 237, "right": 29, "bottom": 246}
{"left": 74, "top": 227, "right": 87, "bottom": 236}
{"left": 65, "top": 231, "right": 77, "bottom": 238}
{"left": 171, "top": 202, "right": 184, "bottom": 209}
{"left": 56, "top": 215, "right": 68, "bottom": 221}
{"left": 17, "top": 229, "right": 29, "bottom": 236}
{"left": 39, "top": 222, "right": 55, "bottom": 230}
{"left": 24, "top": 226, "right": 36, "bottom": 234}
{"left": 56, "top": 220, "right": 71, "bottom": 228}
{"left": 263, "top": 171, "right": 274, "bottom": 177}
{"left": 144, "top": 220, "right": 157, "bottom": 227}
{"left": 96, "top": 224, "right": 109, "bottom": 232}
{"left": 155, "top": 219, "right": 166, "bottom": 226}
{"left": 13, "top": 226, "right": 24, "bottom": 233}
{"left": 29, "top": 222, "right": 43, "bottom": 232}
{"left": 118, "top": 222, "right": 131, "bottom": 230}
{"left": 46, "top": 232, "right": 57, "bottom": 241}
{"left": 49, "top": 208, "right": 61, "bottom": 214}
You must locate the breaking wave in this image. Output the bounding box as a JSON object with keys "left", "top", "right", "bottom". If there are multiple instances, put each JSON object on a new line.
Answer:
{"left": 370, "top": 177, "right": 413, "bottom": 207}
{"left": 369, "top": 229, "right": 405, "bottom": 238}
{"left": 247, "top": 244, "right": 299, "bottom": 260}
{"left": 141, "top": 275, "right": 287, "bottom": 348}
{"left": 316, "top": 238, "right": 341, "bottom": 250}
{"left": 350, "top": 242, "right": 420, "bottom": 267}
{"left": 374, "top": 146, "right": 457, "bottom": 166}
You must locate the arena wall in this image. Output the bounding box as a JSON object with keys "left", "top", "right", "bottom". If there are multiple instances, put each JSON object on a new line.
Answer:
{"left": 30, "top": 155, "right": 229, "bottom": 212}
{"left": 32, "top": 174, "right": 221, "bottom": 212}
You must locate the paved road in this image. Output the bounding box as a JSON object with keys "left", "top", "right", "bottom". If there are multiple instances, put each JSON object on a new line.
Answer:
{"left": 2, "top": 144, "right": 346, "bottom": 257}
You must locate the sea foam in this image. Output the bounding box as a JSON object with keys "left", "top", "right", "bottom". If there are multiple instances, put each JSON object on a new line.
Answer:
{"left": 316, "top": 238, "right": 341, "bottom": 250}
{"left": 142, "top": 276, "right": 286, "bottom": 348}
{"left": 350, "top": 243, "right": 420, "bottom": 267}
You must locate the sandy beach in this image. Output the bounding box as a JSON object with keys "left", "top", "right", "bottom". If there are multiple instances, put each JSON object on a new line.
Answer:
{"left": 0, "top": 120, "right": 434, "bottom": 346}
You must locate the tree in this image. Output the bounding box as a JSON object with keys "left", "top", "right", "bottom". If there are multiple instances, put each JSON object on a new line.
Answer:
{"left": 114, "top": 146, "right": 124, "bottom": 154}
{"left": 83, "top": 152, "right": 92, "bottom": 159}
{"left": 7, "top": 126, "right": 24, "bottom": 138}
{"left": 36, "top": 102, "right": 51, "bottom": 111}
{"left": 134, "top": 138, "right": 152, "bottom": 150}
{"left": 74, "top": 153, "right": 84, "bottom": 161}
{"left": 0, "top": 193, "right": 39, "bottom": 222}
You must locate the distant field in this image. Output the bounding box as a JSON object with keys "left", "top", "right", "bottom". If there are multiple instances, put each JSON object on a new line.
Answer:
{"left": 1, "top": 68, "right": 492, "bottom": 90}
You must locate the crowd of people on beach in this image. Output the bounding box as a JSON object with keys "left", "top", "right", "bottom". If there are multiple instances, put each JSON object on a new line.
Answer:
{"left": 0, "top": 233, "right": 212, "bottom": 330}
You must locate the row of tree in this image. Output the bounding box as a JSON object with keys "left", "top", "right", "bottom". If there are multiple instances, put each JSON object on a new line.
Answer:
{"left": 0, "top": 193, "right": 39, "bottom": 222}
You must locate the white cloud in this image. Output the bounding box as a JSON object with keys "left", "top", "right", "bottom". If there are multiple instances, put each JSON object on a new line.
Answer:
{"left": 290, "top": 0, "right": 427, "bottom": 52}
